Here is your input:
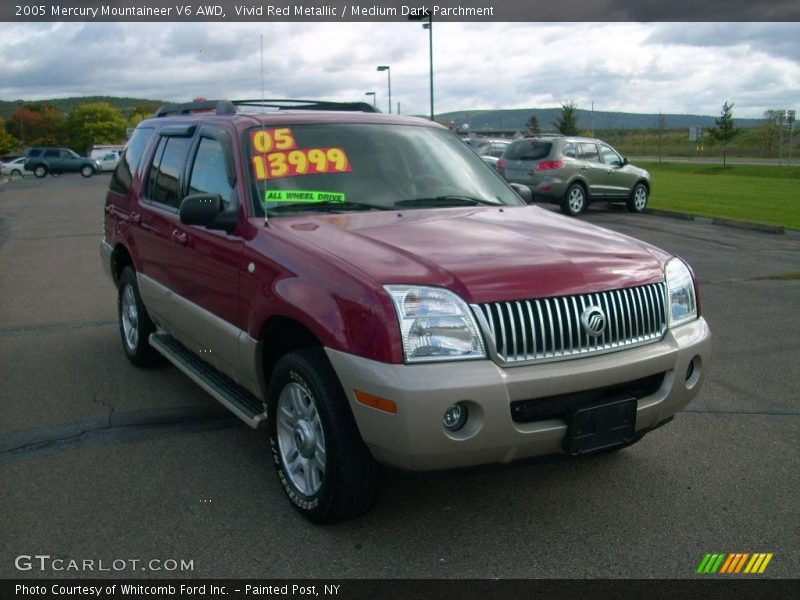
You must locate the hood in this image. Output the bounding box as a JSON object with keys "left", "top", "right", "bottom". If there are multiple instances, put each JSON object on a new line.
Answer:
{"left": 270, "top": 206, "right": 669, "bottom": 304}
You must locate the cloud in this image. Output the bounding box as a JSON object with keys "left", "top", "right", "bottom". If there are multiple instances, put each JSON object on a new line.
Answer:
{"left": 0, "top": 22, "right": 797, "bottom": 118}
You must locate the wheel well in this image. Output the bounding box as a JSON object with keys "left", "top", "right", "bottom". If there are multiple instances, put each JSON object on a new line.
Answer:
{"left": 110, "top": 244, "right": 133, "bottom": 287}
{"left": 260, "top": 317, "right": 322, "bottom": 386}
{"left": 636, "top": 180, "right": 650, "bottom": 192}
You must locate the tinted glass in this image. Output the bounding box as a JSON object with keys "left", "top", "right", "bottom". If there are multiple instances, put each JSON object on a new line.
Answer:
{"left": 598, "top": 144, "right": 622, "bottom": 166}
{"left": 188, "top": 137, "right": 234, "bottom": 205}
{"left": 44, "top": 149, "right": 59, "bottom": 158}
{"left": 578, "top": 143, "right": 600, "bottom": 163}
{"left": 111, "top": 127, "right": 155, "bottom": 194}
{"left": 151, "top": 136, "right": 192, "bottom": 209}
{"left": 562, "top": 142, "right": 578, "bottom": 158}
{"left": 247, "top": 124, "right": 522, "bottom": 217}
{"left": 505, "top": 141, "right": 552, "bottom": 161}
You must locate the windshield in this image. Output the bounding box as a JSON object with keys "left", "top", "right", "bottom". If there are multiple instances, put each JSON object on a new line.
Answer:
{"left": 247, "top": 123, "right": 523, "bottom": 217}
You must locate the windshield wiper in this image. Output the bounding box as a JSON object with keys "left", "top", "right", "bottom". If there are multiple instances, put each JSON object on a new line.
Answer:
{"left": 394, "top": 195, "right": 502, "bottom": 208}
{"left": 268, "top": 201, "right": 390, "bottom": 214}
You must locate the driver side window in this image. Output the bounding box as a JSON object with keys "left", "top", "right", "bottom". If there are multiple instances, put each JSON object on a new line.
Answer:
{"left": 188, "top": 137, "right": 234, "bottom": 206}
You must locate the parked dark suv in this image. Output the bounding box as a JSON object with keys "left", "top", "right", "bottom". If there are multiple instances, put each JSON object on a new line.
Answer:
{"left": 25, "top": 147, "right": 98, "bottom": 178}
{"left": 101, "top": 99, "right": 709, "bottom": 522}
{"left": 497, "top": 136, "right": 651, "bottom": 216}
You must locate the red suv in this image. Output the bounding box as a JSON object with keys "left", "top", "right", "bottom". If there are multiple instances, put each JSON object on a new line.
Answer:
{"left": 101, "top": 99, "right": 710, "bottom": 522}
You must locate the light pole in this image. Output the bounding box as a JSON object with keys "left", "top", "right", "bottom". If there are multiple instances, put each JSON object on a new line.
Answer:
{"left": 408, "top": 9, "right": 434, "bottom": 121}
{"left": 16, "top": 100, "right": 24, "bottom": 147}
{"left": 377, "top": 65, "right": 391, "bottom": 114}
{"left": 365, "top": 91, "right": 376, "bottom": 108}
{"left": 423, "top": 18, "right": 433, "bottom": 121}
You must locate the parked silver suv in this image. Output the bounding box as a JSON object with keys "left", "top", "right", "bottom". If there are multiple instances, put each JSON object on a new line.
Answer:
{"left": 497, "top": 136, "right": 651, "bottom": 216}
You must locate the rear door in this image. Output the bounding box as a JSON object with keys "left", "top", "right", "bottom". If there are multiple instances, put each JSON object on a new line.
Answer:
{"left": 577, "top": 142, "right": 607, "bottom": 197}
{"left": 133, "top": 128, "right": 195, "bottom": 326}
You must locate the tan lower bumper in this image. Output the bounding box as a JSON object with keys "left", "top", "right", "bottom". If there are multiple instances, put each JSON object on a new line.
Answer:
{"left": 326, "top": 317, "right": 710, "bottom": 471}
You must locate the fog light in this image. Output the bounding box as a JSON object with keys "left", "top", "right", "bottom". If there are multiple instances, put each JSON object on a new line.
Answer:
{"left": 443, "top": 402, "right": 468, "bottom": 432}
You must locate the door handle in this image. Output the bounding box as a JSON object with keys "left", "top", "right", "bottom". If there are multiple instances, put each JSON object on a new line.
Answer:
{"left": 171, "top": 229, "right": 188, "bottom": 245}
{"left": 104, "top": 205, "right": 113, "bottom": 215}
{"left": 580, "top": 165, "right": 588, "bottom": 171}
{"left": 130, "top": 212, "right": 141, "bottom": 225}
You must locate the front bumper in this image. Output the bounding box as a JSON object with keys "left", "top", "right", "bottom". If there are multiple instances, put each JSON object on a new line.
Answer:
{"left": 327, "top": 317, "right": 710, "bottom": 471}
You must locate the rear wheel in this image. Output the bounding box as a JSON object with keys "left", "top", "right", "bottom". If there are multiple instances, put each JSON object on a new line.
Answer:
{"left": 561, "top": 183, "right": 586, "bottom": 216}
{"left": 80, "top": 165, "right": 94, "bottom": 178}
{"left": 118, "top": 266, "right": 160, "bottom": 367}
{"left": 10, "top": 169, "right": 22, "bottom": 178}
{"left": 33, "top": 165, "right": 47, "bottom": 178}
{"left": 627, "top": 183, "right": 649, "bottom": 213}
{"left": 268, "top": 348, "right": 379, "bottom": 523}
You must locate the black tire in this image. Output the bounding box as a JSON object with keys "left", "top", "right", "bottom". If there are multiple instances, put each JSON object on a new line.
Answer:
{"left": 117, "top": 266, "right": 160, "bottom": 367}
{"left": 560, "top": 182, "right": 587, "bottom": 216}
{"left": 627, "top": 182, "right": 649, "bottom": 213}
{"left": 33, "top": 165, "right": 47, "bottom": 178}
{"left": 10, "top": 169, "right": 22, "bottom": 178}
{"left": 268, "top": 348, "right": 379, "bottom": 523}
{"left": 80, "top": 164, "right": 94, "bottom": 178}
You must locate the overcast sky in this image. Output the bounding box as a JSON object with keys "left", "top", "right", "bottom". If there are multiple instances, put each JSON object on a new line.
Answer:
{"left": 1, "top": 22, "right": 798, "bottom": 118}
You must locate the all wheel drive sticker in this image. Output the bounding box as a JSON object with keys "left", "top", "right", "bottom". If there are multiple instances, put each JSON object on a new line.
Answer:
{"left": 251, "top": 128, "right": 352, "bottom": 183}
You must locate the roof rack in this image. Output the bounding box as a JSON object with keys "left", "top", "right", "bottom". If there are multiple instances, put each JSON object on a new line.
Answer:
{"left": 233, "top": 99, "right": 381, "bottom": 113}
{"left": 154, "top": 100, "right": 236, "bottom": 117}
{"left": 153, "top": 98, "right": 380, "bottom": 118}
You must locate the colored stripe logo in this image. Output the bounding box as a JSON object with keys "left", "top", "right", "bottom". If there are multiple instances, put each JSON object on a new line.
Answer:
{"left": 696, "top": 553, "right": 773, "bottom": 574}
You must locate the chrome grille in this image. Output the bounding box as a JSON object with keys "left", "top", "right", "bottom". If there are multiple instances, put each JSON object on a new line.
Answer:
{"left": 473, "top": 282, "right": 667, "bottom": 365}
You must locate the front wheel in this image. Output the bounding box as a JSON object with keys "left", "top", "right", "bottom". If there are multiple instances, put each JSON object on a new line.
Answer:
{"left": 268, "top": 349, "right": 379, "bottom": 523}
{"left": 561, "top": 183, "right": 587, "bottom": 216}
{"left": 10, "top": 169, "right": 22, "bottom": 178}
{"left": 80, "top": 165, "right": 95, "bottom": 178}
{"left": 33, "top": 165, "right": 47, "bottom": 178}
{"left": 627, "top": 183, "right": 649, "bottom": 213}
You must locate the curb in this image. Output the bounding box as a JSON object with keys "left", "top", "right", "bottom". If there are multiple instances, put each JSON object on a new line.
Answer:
{"left": 645, "top": 208, "right": 787, "bottom": 235}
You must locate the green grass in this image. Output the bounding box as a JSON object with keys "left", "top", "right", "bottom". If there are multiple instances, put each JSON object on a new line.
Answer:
{"left": 639, "top": 162, "right": 800, "bottom": 229}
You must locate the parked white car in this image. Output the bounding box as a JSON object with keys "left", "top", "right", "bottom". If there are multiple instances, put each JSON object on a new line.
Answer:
{"left": 96, "top": 151, "right": 122, "bottom": 172}
{"left": 1, "top": 157, "right": 34, "bottom": 178}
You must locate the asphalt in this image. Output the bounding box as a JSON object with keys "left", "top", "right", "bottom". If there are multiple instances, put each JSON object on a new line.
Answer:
{"left": 0, "top": 175, "right": 797, "bottom": 579}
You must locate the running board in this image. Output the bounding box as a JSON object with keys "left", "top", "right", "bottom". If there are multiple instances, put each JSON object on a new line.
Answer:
{"left": 149, "top": 333, "right": 267, "bottom": 429}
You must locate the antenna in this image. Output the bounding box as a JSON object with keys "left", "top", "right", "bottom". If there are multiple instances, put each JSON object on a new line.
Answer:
{"left": 260, "top": 35, "right": 269, "bottom": 226}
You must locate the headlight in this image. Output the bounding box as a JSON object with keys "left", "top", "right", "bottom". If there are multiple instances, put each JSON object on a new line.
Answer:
{"left": 385, "top": 285, "right": 486, "bottom": 363}
{"left": 665, "top": 258, "right": 697, "bottom": 328}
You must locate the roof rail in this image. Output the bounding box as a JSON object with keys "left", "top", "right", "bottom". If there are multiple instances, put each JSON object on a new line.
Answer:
{"left": 233, "top": 99, "right": 381, "bottom": 113}
{"left": 154, "top": 100, "right": 236, "bottom": 117}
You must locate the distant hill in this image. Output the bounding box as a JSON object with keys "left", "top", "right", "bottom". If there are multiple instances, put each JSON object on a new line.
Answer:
{"left": 437, "top": 108, "right": 764, "bottom": 133}
{"left": 0, "top": 96, "right": 167, "bottom": 120}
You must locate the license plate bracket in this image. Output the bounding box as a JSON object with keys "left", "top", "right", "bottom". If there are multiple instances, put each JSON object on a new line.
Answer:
{"left": 563, "top": 397, "right": 637, "bottom": 455}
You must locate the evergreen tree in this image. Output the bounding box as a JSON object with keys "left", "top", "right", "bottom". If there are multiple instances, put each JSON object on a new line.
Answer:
{"left": 554, "top": 102, "right": 579, "bottom": 135}
{"left": 708, "top": 101, "right": 742, "bottom": 166}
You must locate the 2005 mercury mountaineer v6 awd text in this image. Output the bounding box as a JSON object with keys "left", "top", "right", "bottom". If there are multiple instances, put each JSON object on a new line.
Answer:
{"left": 100, "top": 99, "right": 711, "bottom": 522}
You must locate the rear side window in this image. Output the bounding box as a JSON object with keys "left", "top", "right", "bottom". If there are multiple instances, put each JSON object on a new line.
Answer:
{"left": 188, "top": 137, "right": 234, "bottom": 205}
{"left": 505, "top": 141, "right": 552, "bottom": 161}
{"left": 148, "top": 136, "right": 192, "bottom": 209}
{"left": 578, "top": 143, "right": 600, "bottom": 163}
{"left": 44, "top": 149, "right": 59, "bottom": 158}
{"left": 110, "top": 127, "right": 155, "bottom": 194}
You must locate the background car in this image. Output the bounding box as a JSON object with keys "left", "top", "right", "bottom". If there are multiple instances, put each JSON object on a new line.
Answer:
{"left": 1, "top": 156, "right": 34, "bottom": 178}
{"left": 25, "top": 147, "right": 99, "bottom": 178}
{"left": 475, "top": 139, "right": 511, "bottom": 167}
{"left": 496, "top": 135, "right": 651, "bottom": 216}
{"left": 96, "top": 151, "right": 122, "bottom": 172}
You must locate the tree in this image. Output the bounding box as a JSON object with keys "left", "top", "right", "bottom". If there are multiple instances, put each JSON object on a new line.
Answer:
{"left": 525, "top": 115, "right": 541, "bottom": 135}
{"left": 0, "top": 120, "right": 19, "bottom": 154}
{"left": 554, "top": 102, "right": 579, "bottom": 135}
{"left": 66, "top": 103, "right": 127, "bottom": 154}
{"left": 5, "top": 104, "right": 67, "bottom": 147}
{"left": 707, "top": 101, "right": 742, "bottom": 166}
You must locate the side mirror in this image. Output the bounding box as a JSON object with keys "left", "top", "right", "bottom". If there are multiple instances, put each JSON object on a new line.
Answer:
{"left": 509, "top": 183, "right": 533, "bottom": 204}
{"left": 622, "top": 157, "right": 630, "bottom": 166}
{"left": 179, "top": 193, "right": 223, "bottom": 227}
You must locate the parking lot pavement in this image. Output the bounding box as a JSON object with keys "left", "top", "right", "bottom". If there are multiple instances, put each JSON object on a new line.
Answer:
{"left": 1, "top": 177, "right": 798, "bottom": 578}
